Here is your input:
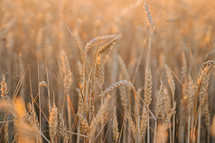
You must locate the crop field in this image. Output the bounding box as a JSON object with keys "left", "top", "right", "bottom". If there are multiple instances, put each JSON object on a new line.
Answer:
{"left": 0, "top": 0, "right": 215, "bottom": 142}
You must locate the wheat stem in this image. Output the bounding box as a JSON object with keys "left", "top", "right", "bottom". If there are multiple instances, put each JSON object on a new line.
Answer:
{"left": 187, "top": 112, "right": 191, "bottom": 143}
{"left": 197, "top": 109, "right": 201, "bottom": 143}
{"left": 153, "top": 120, "right": 157, "bottom": 143}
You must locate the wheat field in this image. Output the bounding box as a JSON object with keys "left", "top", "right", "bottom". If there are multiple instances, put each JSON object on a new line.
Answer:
{"left": 0, "top": 0, "right": 215, "bottom": 142}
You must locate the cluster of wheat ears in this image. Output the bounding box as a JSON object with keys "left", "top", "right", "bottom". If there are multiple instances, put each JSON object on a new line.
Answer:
{"left": 0, "top": 0, "right": 215, "bottom": 142}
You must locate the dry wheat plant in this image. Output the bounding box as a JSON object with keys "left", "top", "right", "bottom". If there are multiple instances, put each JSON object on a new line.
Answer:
{"left": 0, "top": 0, "right": 215, "bottom": 142}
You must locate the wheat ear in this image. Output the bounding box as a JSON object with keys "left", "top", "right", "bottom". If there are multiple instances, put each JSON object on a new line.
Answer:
{"left": 85, "top": 34, "right": 120, "bottom": 52}
{"left": 58, "top": 113, "right": 69, "bottom": 143}
{"left": 187, "top": 76, "right": 194, "bottom": 143}
{"left": 118, "top": 55, "right": 130, "bottom": 80}
{"left": 154, "top": 80, "right": 164, "bottom": 143}
{"left": 112, "top": 107, "right": 119, "bottom": 143}
{"left": 99, "top": 80, "right": 134, "bottom": 97}
{"left": 95, "top": 55, "right": 104, "bottom": 88}
{"left": 196, "top": 66, "right": 211, "bottom": 143}
{"left": 89, "top": 98, "right": 109, "bottom": 141}
{"left": 144, "top": 68, "right": 152, "bottom": 143}
{"left": 49, "top": 106, "right": 58, "bottom": 143}
{"left": 125, "top": 111, "right": 137, "bottom": 141}
{"left": 164, "top": 64, "right": 176, "bottom": 142}
{"left": 58, "top": 50, "right": 72, "bottom": 138}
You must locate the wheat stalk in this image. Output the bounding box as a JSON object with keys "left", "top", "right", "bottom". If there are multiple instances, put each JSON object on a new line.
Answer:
{"left": 140, "top": 107, "right": 148, "bottom": 142}
{"left": 89, "top": 98, "right": 109, "bottom": 141}
{"left": 196, "top": 65, "right": 211, "bottom": 143}
{"left": 164, "top": 65, "right": 175, "bottom": 98}
{"left": 125, "top": 111, "right": 137, "bottom": 141}
{"left": 112, "top": 107, "right": 119, "bottom": 143}
{"left": 143, "top": 2, "right": 153, "bottom": 28}
{"left": 26, "top": 102, "right": 39, "bottom": 128}
{"left": 144, "top": 68, "right": 152, "bottom": 143}
{"left": 164, "top": 64, "right": 176, "bottom": 142}
{"left": 187, "top": 76, "right": 194, "bottom": 143}
{"left": 154, "top": 80, "right": 164, "bottom": 143}
{"left": 99, "top": 80, "right": 134, "bottom": 97}
{"left": 95, "top": 55, "right": 104, "bottom": 88}
{"left": 155, "top": 81, "right": 164, "bottom": 118}
{"left": 118, "top": 55, "right": 130, "bottom": 80}
{"left": 49, "top": 106, "right": 58, "bottom": 143}
{"left": 58, "top": 113, "right": 69, "bottom": 143}
{"left": 78, "top": 114, "right": 90, "bottom": 134}
{"left": 96, "top": 37, "right": 118, "bottom": 57}
{"left": 85, "top": 34, "right": 120, "bottom": 52}
{"left": 58, "top": 50, "right": 72, "bottom": 139}
{"left": 181, "top": 53, "right": 187, "bottom": 82}
{"left": 202, "top": 102, "right": 210, "bottom": 143}
{"left": 1, "top": 75, "right": 8, "bottom": 100}
{"left": 3, "top": 121, "right": 9, "bottom": 143}
{"left": 144, "top": 68, "right": 152, "bottom": 108}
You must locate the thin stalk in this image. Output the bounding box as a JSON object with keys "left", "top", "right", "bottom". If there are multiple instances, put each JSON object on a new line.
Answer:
{"left": 123, "top": 116, "right": 127, "bottom": 143}
{"left": 128, "top": 94, "right": 131, "bottom": 143}
{"left": 137, "top": 116, "right": 140, "bottom": 143}
{"left": 82, "top": 52, "right": 86, "bottom": 112}
{"left": 77, "top": 120, "right": 80, "bottom": 143}
{"left": 39, "top": 84, "right": 42, "bottom": 132}
{"left": 67, "top": 93, "right": 72, "bottom": 140}
{"left": 153, "top": 119, "right": 157, "bottom": 143}
{"left": 173, "top": 113, "right": 175, "bottom": 142}
{"left": 45, "top": 53, "right": 51, "bottom": 114}
{"left": 145, "top": 28, "right": 153, "bottom": 70}
{"left": 101, "top": 97, "right": 104, "bottom": 142}
{"left": 37, "top": 54, "right": 41, "bottom": 131}
{"left": 127, "top": 120, "right": 130, "bottom": 143}
{"left": 147, "top": 116, "right": 150, "bottom": 143}
{"left": 191, "top": 106, "right": 195, "bottom": 143}
{"left": 197, "top": 109, "right": 201, "bottom": 143}
{"left": 86, "top": 39, "right": 99, "bottom": 121}
{"left": 187, "top": 111, "right": 191, "bottom": 143}
{"left": 207, "top": 133, "right": 210, "bottom": 143}
{"left": 169, "top": 121, "right": 172, "bottom": 143}
{"left": 135, "top": 95, "right": 140, "bottom": 142}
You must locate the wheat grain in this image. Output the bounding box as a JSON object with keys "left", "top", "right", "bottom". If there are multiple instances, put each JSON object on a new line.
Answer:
{"left": 3, "top": 122, "right": 9, "bottom": 143}
{"left": 89, "top": 98, "right": 109, "bottom": 140}
{"left": 26, "top": 102, "right": 39, "bottom": 128}
{"left": 0, "top": 75, "right": 8, "bottom": 99}
{"left": 143, "top": 2, "right": 153, "bottom": 27}
{"left": 112, "top": 107, "right": 119, "bottom": 142}
{"left": 140, "top": 107, "right": 148, "bottom": 140}
{"left": 99, "top": 80, "right": 134, "bottom": 97}
{"left": 97, "top": 37, "right": 118, "bottom": 57}
{"left": 125, "top": 111, "right": 137, "bottom": 140}
{"left": 118, "top": 55, "right": 130, "bottom": 80}
{"left": 165, "top": 65, "right": 175, "bottom": 98}
{"left": 187, "top": 76, "right": 194, "bottom": 110}
{"left": 58, "top": 113, "right": 69, "bottom": 143}
{"left": 49, "top": 106, "right": 58, "bottom": 143}
{"left": 197, "top": 66, "right": 210, "bottom": 107}
{"left": 144, "top": 68, "right": 152, "bottom": 108}
{"left": 85, "top": 34, "right": 120, "bottom": 52}
{"left": 78, "top": 114, "right": 90, "bottom": 134}
{"left": 119, "top": 78, "right": 129, "bottom": 110}
{"left": 95, "top": 55, "right": 104, "bottom": 88}
{"left": 155, "top": 82, "right": 164, "bottom": 118}
{"left": 58, "top": 50, "right": 72, "bottom": 94}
